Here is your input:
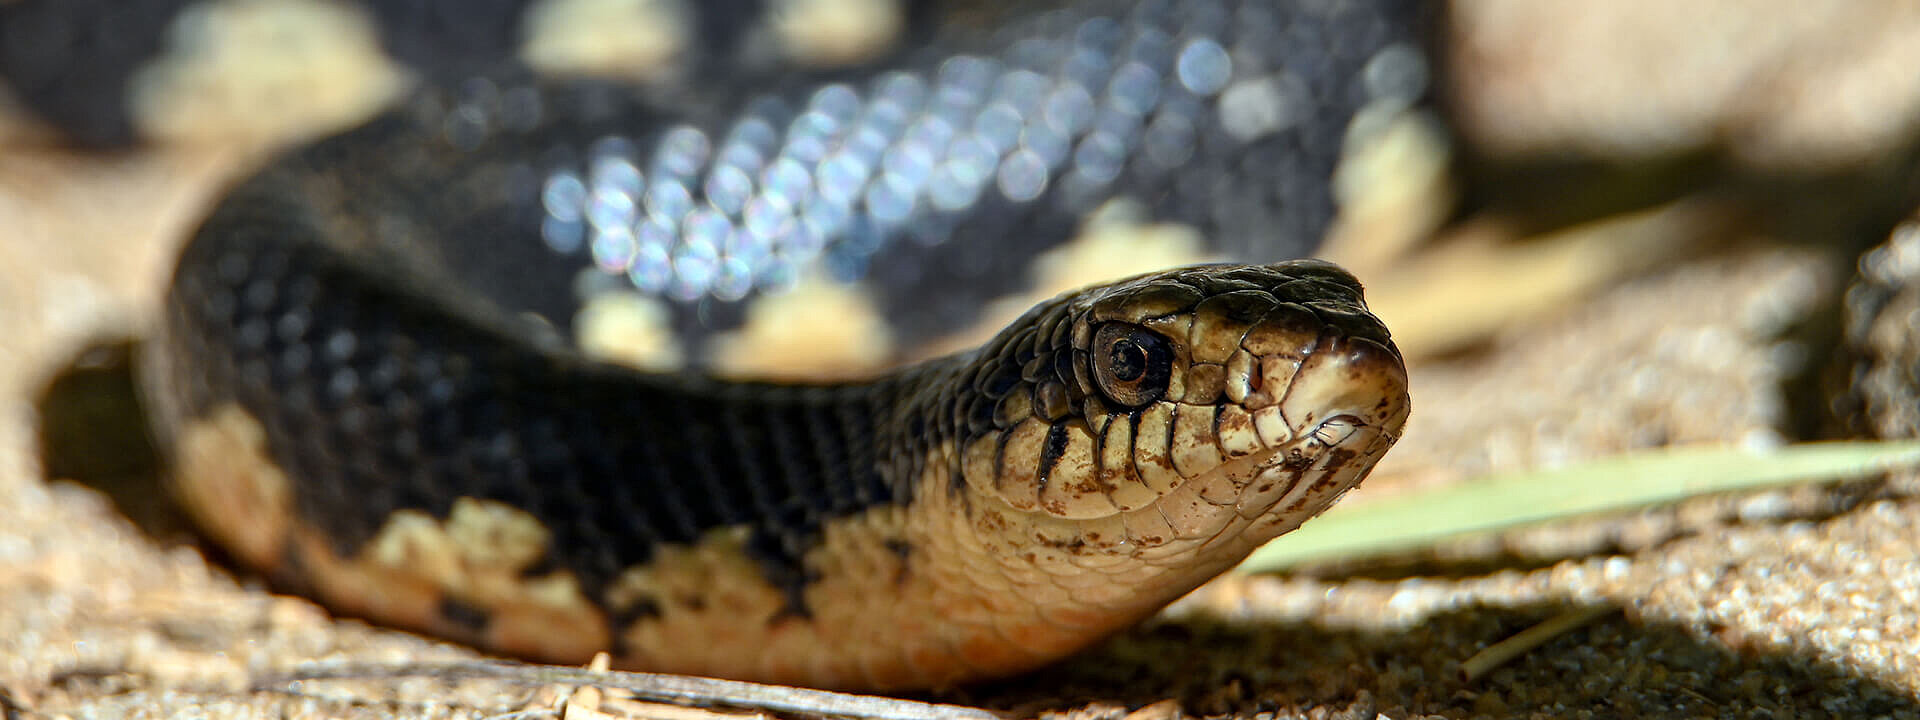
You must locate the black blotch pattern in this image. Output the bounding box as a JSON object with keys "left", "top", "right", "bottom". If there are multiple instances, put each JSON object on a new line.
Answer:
{"left": 0, "top": 0, "right": 187, "bottom": 146}
{"left": 857, "top": 0, "right": 1435, "bottom": 350}
{"left": 437, "top": 595, "right": 493, "bottom": 636}
{"left": 604, "top": 595, "right": 663, "bottom": 657}
{"left": 365, "top": 0, "right": 535, "bottom": 76}
{"left": 162, "top": 200, "right": 946, "bottom": 619}
{"left": 1035, "top": 422, "right": 1072, "bottom": 495}
{"left": 884, "top": 537, "right": 913, "bottom": 585}
{"left": 686, "top": 0, "right": 769, "bottom": 73}
{"left": 884, "top": 537, "right": 912, "bottom": 559}
{"left": 297, "top": 0, "right": 1432, "bottom": 359}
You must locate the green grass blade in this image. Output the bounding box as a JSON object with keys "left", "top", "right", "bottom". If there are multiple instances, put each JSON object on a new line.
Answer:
{"left": 1238, "top": 440, "right": 1920, "bottom": 573}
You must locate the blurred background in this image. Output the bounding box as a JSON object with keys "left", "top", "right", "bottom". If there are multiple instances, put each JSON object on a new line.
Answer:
{"left": 4, "top": 1, "right": 1920, "bottom": 717}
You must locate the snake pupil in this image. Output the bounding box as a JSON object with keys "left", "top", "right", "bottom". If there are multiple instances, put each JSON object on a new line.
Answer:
{"left": 1109, "top": 341, "right": 1146, "bottom": 382}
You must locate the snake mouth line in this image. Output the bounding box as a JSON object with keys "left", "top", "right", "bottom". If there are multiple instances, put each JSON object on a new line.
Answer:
{"left": 1108, "top": 409, "right": 1388, "bottom": 559}
{"left": 1151, "top": 412, "right": 1387, "bottom": 559}
{"left": 1193, "top": 412, "right": 1373, "bottom": 505}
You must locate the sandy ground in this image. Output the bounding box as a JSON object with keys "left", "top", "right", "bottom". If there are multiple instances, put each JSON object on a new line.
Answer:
{"left": 5, "top": 2, "right": 1920, "bottom": 719}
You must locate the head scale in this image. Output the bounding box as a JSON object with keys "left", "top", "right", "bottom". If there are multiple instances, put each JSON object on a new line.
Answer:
{"left": 951, "top": 259, "right": 1410, "bottom": 554}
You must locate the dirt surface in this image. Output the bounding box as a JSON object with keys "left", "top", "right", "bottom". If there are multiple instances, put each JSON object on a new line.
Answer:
{"left": 6, "top": 3, "right": 1920, "bottom": 719}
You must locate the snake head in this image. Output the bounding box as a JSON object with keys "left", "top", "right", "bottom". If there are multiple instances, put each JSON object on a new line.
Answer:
{"left": 953, "top": 259, "right": 1409, "bottom": 558}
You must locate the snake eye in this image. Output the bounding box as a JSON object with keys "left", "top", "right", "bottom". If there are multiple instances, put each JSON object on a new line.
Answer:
{"left": 1092, "top": 323, "right": 1173, "bottom": 407}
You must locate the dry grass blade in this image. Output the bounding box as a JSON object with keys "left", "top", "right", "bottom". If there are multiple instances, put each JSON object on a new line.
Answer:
{"left": 258, "top": 661, "right": 1003, "bottom": 720}
{"left": 1457, "top": 605, "right": 1620, "bottom": 682}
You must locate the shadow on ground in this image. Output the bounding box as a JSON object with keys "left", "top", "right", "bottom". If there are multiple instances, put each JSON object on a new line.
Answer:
{"left": 961, "top": 602, "right": 1920, "bottom": 718}
{"left": 33, "top": 339, "right": 198, "bottom": 544}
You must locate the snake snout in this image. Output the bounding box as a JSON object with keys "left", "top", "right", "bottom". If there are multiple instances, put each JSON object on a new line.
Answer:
{"left": 1161, "top": 291, "right": 1408, "bottom": 539}
{"left": 1260, "top": 328, "right": 1410, "bottom": 446}
{"left": 1223, "top": 325, "right": 1410, "bottom": 538}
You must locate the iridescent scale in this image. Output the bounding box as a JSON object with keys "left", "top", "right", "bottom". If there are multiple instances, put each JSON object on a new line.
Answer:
{"left": 536, "top": 0, "right": 1428, "bottom": 306}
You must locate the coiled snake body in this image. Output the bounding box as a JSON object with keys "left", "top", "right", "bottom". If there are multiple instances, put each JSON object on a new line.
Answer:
{"left": 19, "top": 0, "right": 1423, "bottom": 692}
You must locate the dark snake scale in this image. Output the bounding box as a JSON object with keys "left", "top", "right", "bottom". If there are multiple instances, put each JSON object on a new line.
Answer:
{"left": 6, "top": 0, "right": 1425, "bottom": 691}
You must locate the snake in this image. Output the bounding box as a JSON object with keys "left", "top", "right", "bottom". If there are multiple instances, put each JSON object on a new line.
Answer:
{"left": 7, "top": 0, "right": 1422, "bottom": 692}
